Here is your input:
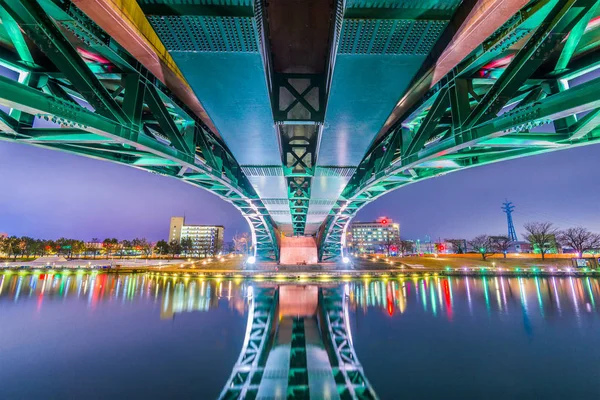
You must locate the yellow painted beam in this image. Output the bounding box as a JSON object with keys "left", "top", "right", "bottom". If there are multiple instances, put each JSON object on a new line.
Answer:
{"left": 73, "top": 0, "right": 220, "bottom": 137}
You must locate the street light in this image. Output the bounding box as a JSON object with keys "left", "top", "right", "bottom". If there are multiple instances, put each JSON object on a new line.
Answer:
{"left": 342, "top": 257, "right": 350, "bottom": 264}
{"left": 247, "top": 256, "right": 256, "bottom": 265}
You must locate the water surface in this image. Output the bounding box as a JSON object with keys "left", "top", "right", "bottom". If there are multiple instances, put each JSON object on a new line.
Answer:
{"left": 2, "top": 273, "right": 600, "bottom": 399}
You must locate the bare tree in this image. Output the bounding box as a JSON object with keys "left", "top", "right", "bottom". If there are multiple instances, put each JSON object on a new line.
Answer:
{"left": 445, "top": 239, "right": 466, "bottom": 254}
{"left": 381, "top": 234, "right": 400, "bottom": 256}
{"left": 399, "top": 240, "right": 415, "bottom": 255}
{"left": 233, "top": 232, "right": 251, "bottom": 254}
{"left": 469, "top": 235, "right": 495, "bottom": 260}
{"left": 558, "top": 227, "right": 600, "bottom": 256}
{"left": 491, "top": 236, "right": 512, "bottom": 258}
{"left": 523, "top": 222, "right": 557, "bottom": 260}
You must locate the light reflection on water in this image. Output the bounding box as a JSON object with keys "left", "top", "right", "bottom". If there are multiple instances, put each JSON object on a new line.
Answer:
{"left": 346, "top": 275, "right": 600, "bottom": 321}
{"left": 0, "top": 272, "right": 250, "bottom": 400}
{"left": 2, "top": 273, "right": 600, "bottom": 399}
{"left": 346, "top": 276, "right": 600, "bottom": 399}
{"left": 0, "top": 272, "right": 251, "bottom": 318}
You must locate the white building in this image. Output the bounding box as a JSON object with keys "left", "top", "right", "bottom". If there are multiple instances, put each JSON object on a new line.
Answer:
{"left": 169, "top": 217, "right": 224, "bottom": 257}
{"left": 348, "top": 216, "right": 400, "bottom": 254}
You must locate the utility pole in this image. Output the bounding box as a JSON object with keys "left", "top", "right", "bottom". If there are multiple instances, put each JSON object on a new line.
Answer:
{"left": 501, "top": 200, "right": 518, "bottom": 241}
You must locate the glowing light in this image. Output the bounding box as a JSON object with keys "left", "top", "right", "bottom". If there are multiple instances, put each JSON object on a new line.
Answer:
{"left": 342, "top": 257, "right": 350, "bottom": 264}
{"left": 247, "top": 256, "right": 256, "bottom": 265}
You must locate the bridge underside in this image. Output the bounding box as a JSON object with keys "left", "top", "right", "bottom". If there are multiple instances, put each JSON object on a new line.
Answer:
{"left": 1, "top": 0, "right": 600, "bottom": 262}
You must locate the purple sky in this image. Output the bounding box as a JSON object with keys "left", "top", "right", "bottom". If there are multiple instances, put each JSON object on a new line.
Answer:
{"left": 0, "top": 140, "right": 598, "bottom": 242}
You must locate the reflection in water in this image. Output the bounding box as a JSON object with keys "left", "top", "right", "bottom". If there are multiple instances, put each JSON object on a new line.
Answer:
{"left": 346, "top": 275, "right": 600, "bottom": 328}
{"left": 3, "top": 272, "right": 600, "bottom": 326}
{"left": 3, "top": 273, "right": 600, "bottom": 399}
{"left": 346, "top": 276, "right": 600, "bottom": 399}
{"left": 0, "top": 272, "right": 251, "bottom": 319}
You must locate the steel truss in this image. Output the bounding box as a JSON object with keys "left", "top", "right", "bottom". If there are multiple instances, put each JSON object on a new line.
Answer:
{"left": 219, "top": 287, "right": 278, "bottom": 400}
{"left": 320, "top": 287, "right": 378, "bottom": 399}
{"left": 274, "top": 74, "right": 326, "bottom": 236}
{"left": 258, "top": 0, "right": 344, "bottom": 236}
{"left": 319, "top": 0, "right": 600, "bottom": 260}
{"left": 0, "top": 0, "right": 279, "bottom": 259}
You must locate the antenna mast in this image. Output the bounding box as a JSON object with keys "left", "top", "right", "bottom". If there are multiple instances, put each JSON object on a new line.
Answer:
{"left": 501, "top": 200, "right": 518, "bottom": 241}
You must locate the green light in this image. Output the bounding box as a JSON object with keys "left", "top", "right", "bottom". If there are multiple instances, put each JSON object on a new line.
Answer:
{"left": 515, "top": 268, "right": 520, "bottom": 272}
{"left": 445, "top": 267, "right": 451, "bottom": 271}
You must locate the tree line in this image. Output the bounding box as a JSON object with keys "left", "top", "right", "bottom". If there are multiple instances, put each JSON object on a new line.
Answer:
{"left": 466, "top": 222, "right": 600, "bottom": 260}
{"left": 0, "top": 236, "right": 153, "bottom": 260}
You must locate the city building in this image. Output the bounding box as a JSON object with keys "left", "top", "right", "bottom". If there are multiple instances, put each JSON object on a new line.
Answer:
{"left": 170, "top": 217, "right": 224, "bottom": 257}
{"left": 347, "top": 217, "right": 400, "bottom": 254}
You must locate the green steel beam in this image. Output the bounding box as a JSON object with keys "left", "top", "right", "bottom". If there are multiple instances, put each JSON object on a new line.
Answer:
{"left": 319, "top": 0, "right": 600, "bottom": 260}
{"left": 0, "top": 5, "right": 34, "bottom": 65}
{"left": 0, "top": 0, "right": 280, "bottom": 260}
{"left": 403, "top": 87, "right": 449, "bottom": 157}
{"left": 0, "top": 0, "right": 130, "bottom": 124}
{"left": 555, "top": 1, "right": 600, "bottom": 72}
{"left": 463, "top": 0, "right": 596, "bottom": 129}
{"left": 0, "top": 109, "right": 18, "bottom": 134}
{"left": 144, "top": 84, "right": 193, "bottom": 155}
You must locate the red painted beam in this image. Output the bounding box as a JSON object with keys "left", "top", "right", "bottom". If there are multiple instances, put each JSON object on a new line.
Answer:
{"left": 73, "top": 0, "right": 220, "bottom": 137}
{"left": 379, "top": 0, "right": 530, "bottom": 139}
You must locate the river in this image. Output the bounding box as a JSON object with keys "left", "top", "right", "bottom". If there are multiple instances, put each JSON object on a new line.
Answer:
{"left": 1, "top": 272, "right": 599, "bottom": 399}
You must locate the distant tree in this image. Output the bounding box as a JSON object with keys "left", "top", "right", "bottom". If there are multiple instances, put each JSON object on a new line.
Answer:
{"left": 180, "top": 238, "right": 194, "bottom": 256}
{"left": 120, "top": 239, "right": 132, "bottom": 259}
{"left": 523, "top": 222, "right": 557, "bottom": 260}
{"left": 224, "top": 241, "right": 235, "bottom": 253}
{"left": 140, "top": 238, "right": 153, "bottom": 258}
{"left": 42, "top": 239, "right": 55, "bottom": 256}
{"left": 168, "top": 240, "right": 181, "bottom": 259}
{"left": 469, "top": 235, "right": 495, "bottom": 260}
{"left": 558, "top": 227, "right": 600, "bottom": 256}
{"left": 56, "top": 237, "right": 74, "bottom": 258}
{"left": 491, "top": 236, "right": 512, "bottom": 258}
{"left": 20, "top": 236, "right": 35, "bottom": 257}
{"left": 399, "top": 240, "right": 415, "bottom": 255}
{"left": 233, "top": 232, "right": 251, "bottom": 254}
{"left": 445, "top": 239, "right": 466, "bottom": 254}
{"left": 102, "top": 238, "right": 119, "bottom": 259}
{"left": 87, "top": 238, "right": 100, "bottom": 259}
{"left": 132, "top": 237, "right": 152, "bottom": 258}
{"left": 1, "top": 236, "right": 20, "bottom": 260}
{"left": 381, "top": 233, "right": 401, "bottom": 256}
{"left": 155, "top": 240, "right": 170, "bottom": 257}
{"left": 213, "top": 239, "right": 223, "bottom": 257}
{"left": 72, "top": 240, "right": 86, "bottom": 257}
{"left": 30, "top": 239, "right": 44, "bottom": 257}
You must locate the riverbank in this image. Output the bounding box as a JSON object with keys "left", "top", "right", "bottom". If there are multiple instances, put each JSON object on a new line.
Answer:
{"left": 355, "top": 255, "right": 582, "bottom": 270}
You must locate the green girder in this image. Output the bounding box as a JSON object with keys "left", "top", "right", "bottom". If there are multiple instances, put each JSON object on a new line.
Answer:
{"left": 0, "top": 0, "right": 279, "bottom": 260}
{"left": 319, "top": 0, "right": 600, "bottom": 261}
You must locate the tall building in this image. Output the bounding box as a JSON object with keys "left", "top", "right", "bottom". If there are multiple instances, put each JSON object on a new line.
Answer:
{"left": 169, "top": 217, "right": 224, "bottom": 257}
{"left": 348, "top": 216, "right": 400, "bottom": 254}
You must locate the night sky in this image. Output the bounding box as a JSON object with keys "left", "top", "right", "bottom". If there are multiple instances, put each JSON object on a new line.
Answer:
{"left": 0, "top": 140, "right": 598, "bottom": 242}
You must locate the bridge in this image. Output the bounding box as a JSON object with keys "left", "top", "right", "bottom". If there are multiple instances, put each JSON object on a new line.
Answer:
{"left": 0, "top": 0, "right": 599, "bottom": 262}
{"left": 219, "top": 284, "right": 377, "bottom": 400}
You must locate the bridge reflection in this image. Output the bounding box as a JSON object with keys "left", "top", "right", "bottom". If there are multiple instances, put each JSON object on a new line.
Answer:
{"left": 3, "top": 272, "right": 600, "bottom": 398}
{"left": 3, "top": 273, "right": 599, "bottom": 320}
